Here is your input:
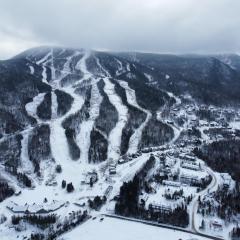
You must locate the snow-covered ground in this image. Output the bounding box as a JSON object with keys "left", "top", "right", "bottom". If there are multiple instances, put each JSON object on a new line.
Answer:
{"left": 29, "top": 65, "right": 34, "bottom": 74}
{"left": 1, "top": 49, "right": 238, "bottom": 240}
{"left": 19, "top": 128, "right": 35, "bottom": 176}
{"left": 25, "top": 93, "right": 46, "bottom": 122}
{"left": 103, "top": 78, "right": 128, "bottom": 160}
{"left": 51, "top": 91, "right": 58, "bottom": 119}
{"left": 50, "top": 86, "right": 84, "bottom": 184}
{"left": 36, "top": 52, "right": 51, "bottom": 65}
{"left": 77, "top": 82, "right": 102, "bottom": 163}
{"left": 59, "top": 216, "right": 211, "bottom": 240}
{"left": 118, "top": 80, "right": 152, "bottom": 154}
{"left": 230, "top": 120, "right": 240, "bottom": 130}
{"left": 75, "top": 50, "right": 91, "bottom": 81}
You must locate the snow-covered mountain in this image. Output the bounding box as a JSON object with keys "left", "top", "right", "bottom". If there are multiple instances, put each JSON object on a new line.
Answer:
{"left": 1, "top": 47, "right": 240, "bottom": 240}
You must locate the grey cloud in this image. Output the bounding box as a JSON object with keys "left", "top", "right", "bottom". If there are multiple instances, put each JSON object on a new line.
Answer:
{"left": 0, "top": 0, "right": 240, "bottom": 59}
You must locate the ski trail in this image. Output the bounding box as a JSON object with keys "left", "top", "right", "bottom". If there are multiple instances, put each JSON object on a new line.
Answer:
{"left": 62, "top": 51, "right": 80, "bottom": 73}
{"left": 115, "top": 58, "right": 124, "bottom": 76}
{"left": 51, "top": 91, "right": 58, "bottom": 119}
{"left": 95, "top": 57, "right": 111, "bottom": 77}
{"left": 126, "top": 63, "right": 131, "bottom": 71}
{"left": 36, "top": 52, "right": 51, "bottom": 65}
{"left": 50, "top": 86, "right": 84, "bottom": 184}
{"left": 166, "top": 91, "right": 181, "bottom": 105}
{"left": 156, "top": 90, "right": 182, "bottom": 146}
{"left": 50, "top": 48, "right": 56, "bottom": 80}
{"left": 118, "top": 80, "right": 152, "bottom": 154}
{"left": 20, "top": 128, "right": 35, "bottom": 175}
{"left": 38, "top": 50, "right": 53, "bottom": 84}
{"left": 29, "top": 65, "right": 34, "bottom": 74}
{"left": 50, "top": 53, "right": 86, "bottom": 183}
{"left": 75, "top": 50, "right": 92, "bottom": 79}
{"left": 103, "top": 78, "right": 128, "bottom": 160}
{"left": 42, "top": 65, "right": 48, "bottom": 84}
{"left": 95, "top": 57, "right": 128, "bottom": 160}
{"left": 77, "top": 83, "right": 102, "bottom": 163}
{"left": 25, "top": 93, "right": 46, "bottom": 122}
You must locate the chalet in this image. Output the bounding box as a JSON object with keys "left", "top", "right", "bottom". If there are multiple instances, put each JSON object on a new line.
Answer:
{"left": 162, "top": 180, "right": 181, "bottom": 188}
{"left": 180, "top": 174, "right": 200, "bottom": 185}
{"left": 84, "top": 171, "right": 98, "bottom": 185}
{"left": 181, "top": 161, "right": 201, "bottom": 171}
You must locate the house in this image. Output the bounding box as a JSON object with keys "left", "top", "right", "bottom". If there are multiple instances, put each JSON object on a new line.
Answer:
{"left": 221, "top": 173, "right": 231, "bottom": 188}
{"left": 181, "top": 161, "right": 201, "bottom": 171}
{"left": 84, "top": 171, "right": 98, "bottom": 184}
{"left": 109, "top": 164, "right": 116, "bottom": 175}
{"left": 162, "top": 180, "right": 181, "bottom": 188}
{"left": 109, "top": 168, "right": 116, "bottom": 175}
{"left": 118, "top": 158, "right": 127, "bottom": 164}
{"left": 180, "top": 174, "right": 200, "bottom": 185}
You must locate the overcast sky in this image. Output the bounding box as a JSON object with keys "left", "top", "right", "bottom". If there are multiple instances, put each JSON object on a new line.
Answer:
{"left": 0, "top": 0, "right": 240, "bottom": 59}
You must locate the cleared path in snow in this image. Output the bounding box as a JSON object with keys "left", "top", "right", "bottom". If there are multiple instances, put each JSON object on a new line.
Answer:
{"left": 19, "top": 128, "right": 34, "bottom": 175}
{"left": 156, "top": 90, "right": 182, "bottom": 146}
{"left": 25, "top": 93, "right": 46, "bottom": 123}
{"left": 118, "top": 80, "right": 152, "bottom": 154}
{"left": 95, "top": 57, "right": 129, "bottom": 160}
{"left": 74, "top": 50, "right": 103, "bottom": 163}
{"left": 77, "top": 82, "right": 102, "bottom": 163}
{"left": 50, "top": 86, "right": 84, "bottom": 184}
{"left": 103, "top": 78, "right": 128, "bottom": 160}
{"left": 190, "top": 165, "right": 220, "bottom": 237}
{"left": 49, "top": 52, "right": 86, "bottom": 183}
{"left": 51, "top": 91, "right": 58, "bottom": 119}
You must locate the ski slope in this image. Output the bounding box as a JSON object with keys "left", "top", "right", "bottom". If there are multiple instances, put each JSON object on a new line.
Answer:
{"left": 77, "top": 82, "right": 102, "bottom": 163}
{"left": 25, "top": 93, "right": 46, "bottom": 122}
{"left": 103, "top": 78, "right": 128, "bottom": 160}
{"left": 118, "top": 80, "right": 152, "bottom": 154}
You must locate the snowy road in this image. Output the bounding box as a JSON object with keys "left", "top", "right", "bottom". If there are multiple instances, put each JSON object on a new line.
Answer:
{"left": 190, "top": 165, "right": 220, "bottom": 237}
